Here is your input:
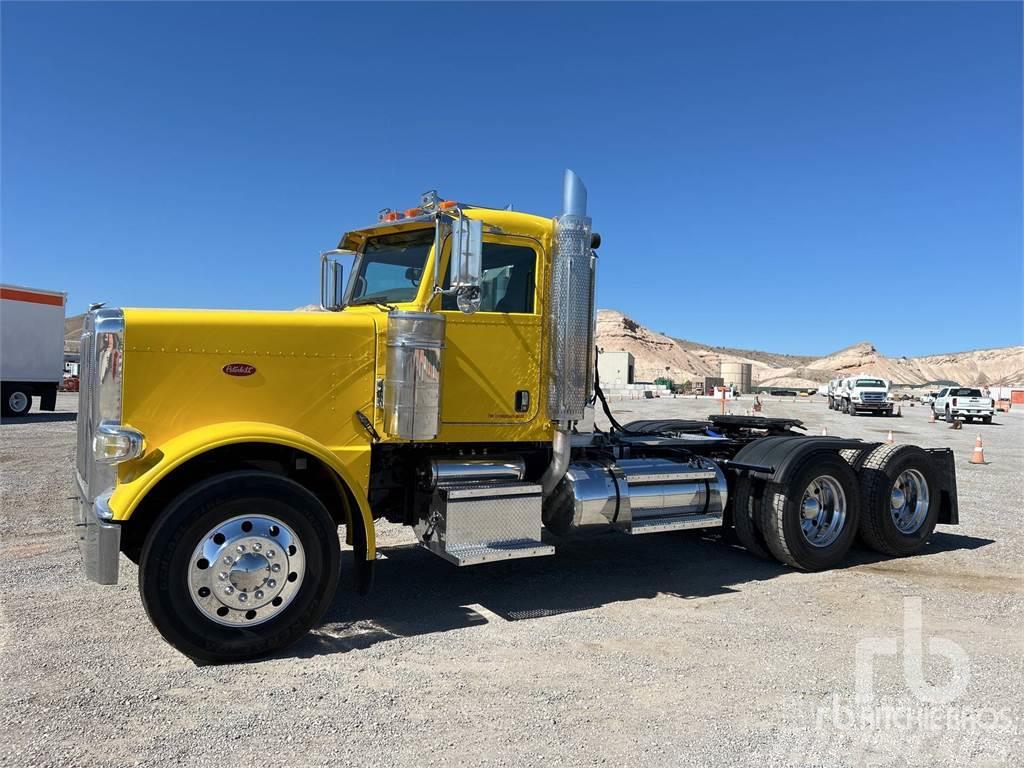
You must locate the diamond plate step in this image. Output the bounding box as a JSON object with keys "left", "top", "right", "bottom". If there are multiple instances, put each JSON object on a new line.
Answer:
{"left": 434, "top": 540, "right": 555, "bottom": 566}
{"left": 624, "top": 513, "right": 724, "bottom": 535}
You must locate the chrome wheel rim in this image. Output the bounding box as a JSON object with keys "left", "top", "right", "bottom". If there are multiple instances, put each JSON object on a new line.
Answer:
{"left": 799, "top": 475, "right": 847, "bottom": 548}
{"left": 188, "top": 514, "right": 306, "bottom": 627}
{"left": 890, "top": 469, "right": 929, "bottom": 534}
{"left": 8, "top": 391, "right": 28, "bottom": 413}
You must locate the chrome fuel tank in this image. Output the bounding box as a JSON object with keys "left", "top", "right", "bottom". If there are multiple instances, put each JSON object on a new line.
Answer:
{"left": 543, "top": 456, "right": 728, "bottom": 536}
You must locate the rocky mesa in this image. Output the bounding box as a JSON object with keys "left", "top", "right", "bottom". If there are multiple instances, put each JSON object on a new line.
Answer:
{"left": 596, "top": 309, "right": 1024, "bottom": 388}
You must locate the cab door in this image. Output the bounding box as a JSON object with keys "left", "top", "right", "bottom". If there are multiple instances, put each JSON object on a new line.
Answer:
{"left": 437, "top": 235, "right": 543, "bottom": 426}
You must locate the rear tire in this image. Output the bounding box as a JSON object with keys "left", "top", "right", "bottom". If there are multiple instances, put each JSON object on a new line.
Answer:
{"left": 982, "top": 415, "right": 992, "bottom": 424}
{"left": 856, "top": 444, "right": 939, "bottom": 556}
{"left": 140, "top": 471, "right": 341, "bottom": 663}
{"left": 760, "top": 453, "right": 860, "bottom": 571}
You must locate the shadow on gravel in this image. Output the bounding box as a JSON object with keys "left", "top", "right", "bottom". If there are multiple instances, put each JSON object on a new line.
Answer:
{"left": 286, "top": 528, "right": 995, "bottom": 660}
{"left": 0, "top": 412, "right": 77, "bottom": 424}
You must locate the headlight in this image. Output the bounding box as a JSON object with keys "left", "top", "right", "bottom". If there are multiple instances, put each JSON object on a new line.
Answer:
{"left": 78, "top": 308, "right": 144, "bottom": 519}
{"left": 93, "top": 420, "right": 144, "bottom": 464}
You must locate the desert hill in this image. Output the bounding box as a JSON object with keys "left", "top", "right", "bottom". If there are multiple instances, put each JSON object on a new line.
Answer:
{"left": 596, "top": 310, "right": 1023, "bottom": 388}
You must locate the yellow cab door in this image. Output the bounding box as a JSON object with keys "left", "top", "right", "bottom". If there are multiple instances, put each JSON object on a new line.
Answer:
{"left": 436, "top": 234, "right": 543, "bottom": 426}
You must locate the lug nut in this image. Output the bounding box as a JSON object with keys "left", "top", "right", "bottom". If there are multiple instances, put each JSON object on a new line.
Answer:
{"left": 267, "top": 579, "right": 277, "bottom": 588}
{"left": 255, "top": 590, "right": 264, "bottom": 599}
{"left": 238, "top": 593, "right": 248, "bottom": 602}
{"left": 252, "top": 542, "right": 262, "bottom": 552}
{"left": 223, "top": 555, "right": 234, "bottom": 565}
{"left": 236, "top": 544, "right": 246, "bottom": 553}
{"left": 271, "top": 563, "right": 281, "bottom": 573}
{"left": 266, "top": 550, "right": 275, "bottom": 559}
{"left": 224, "top": 586, "right": 234, "bottom": 595}
{"left": 218, "top": 572, "right": 228, "bottom": 580}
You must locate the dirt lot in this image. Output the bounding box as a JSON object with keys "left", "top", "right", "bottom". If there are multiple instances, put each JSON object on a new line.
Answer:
{"left": 2, "top": 393, "right": 1022, "bottom": 767}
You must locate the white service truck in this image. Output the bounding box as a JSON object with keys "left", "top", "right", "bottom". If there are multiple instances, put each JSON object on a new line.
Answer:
{"left": 0, "top": 284, "right": 67, "bottom": 417}
{"left": 831, "top": 376, "right": 894, "bottom": 416}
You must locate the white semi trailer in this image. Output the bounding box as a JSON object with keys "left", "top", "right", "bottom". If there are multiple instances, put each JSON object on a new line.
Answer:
{"left": 0, "top": 284, "right": 67, "bottom": 417}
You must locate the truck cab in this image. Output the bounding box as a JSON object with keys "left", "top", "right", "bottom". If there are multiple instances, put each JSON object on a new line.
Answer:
{"left": 71, "top": 171, "right": 959, "bottom": 663}
{"left": 841, "top": 376, "right": 893, "bottom": 417}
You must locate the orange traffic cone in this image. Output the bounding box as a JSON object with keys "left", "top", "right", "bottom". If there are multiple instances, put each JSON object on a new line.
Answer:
{"left": 970, "top": 434, "right": 986, "bottom": 465}
{"left": 821, "top": 426, "right": 828, "bottom": 436}
{"left": 929, "top": 410, "right": 936, "bottom": 423}
{"left": 886, "top": 430, "right": 895, "bottom": 444}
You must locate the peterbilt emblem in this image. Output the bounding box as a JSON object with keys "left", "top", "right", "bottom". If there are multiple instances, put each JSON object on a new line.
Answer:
{"left": 222, "top": 363, "right": 257, "bottom": 377}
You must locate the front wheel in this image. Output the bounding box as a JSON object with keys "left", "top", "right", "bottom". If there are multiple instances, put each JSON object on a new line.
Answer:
{"left": 140, "top": 471, "right": 341, "bottom": 663}
{"left": 760, "top": 453, "right": 861, "bottom": 571}
{"left": 945, "top": 407, "right": 953, "bottom": 424}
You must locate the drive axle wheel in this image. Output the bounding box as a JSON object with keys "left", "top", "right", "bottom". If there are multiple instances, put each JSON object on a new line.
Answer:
{"left": 760, "top": 453, "right": 860, "bottom": 571}
{"left": 856, "top": 444, "right": 939, "bottom": 556}
{"left": 140, "top": 471, "right": 340, "bottom": 663}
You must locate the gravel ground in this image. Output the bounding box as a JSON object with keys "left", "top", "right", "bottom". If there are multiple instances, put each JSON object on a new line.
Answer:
{"left": 2, "top": 392, "right": 1022, "bottom": 767}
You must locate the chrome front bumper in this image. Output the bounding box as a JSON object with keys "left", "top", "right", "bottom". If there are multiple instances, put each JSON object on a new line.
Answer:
{"left": 72, "top": 477, "right": 121, "bottom": 585}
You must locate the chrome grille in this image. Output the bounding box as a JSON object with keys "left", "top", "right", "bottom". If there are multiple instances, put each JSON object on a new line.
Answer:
{"left": 861, "top": 392, "right": 886, "bottom": 403}
{"left": 76, "top": 314, "right": 96, "bottom": 483}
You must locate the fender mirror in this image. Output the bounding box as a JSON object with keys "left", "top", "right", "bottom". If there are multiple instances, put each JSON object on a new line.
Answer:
{"left": 449, "top": 217, "right": 483, "bottom": 314}
{"left": 319, "top": 249, "right": 348, "bottom": 311}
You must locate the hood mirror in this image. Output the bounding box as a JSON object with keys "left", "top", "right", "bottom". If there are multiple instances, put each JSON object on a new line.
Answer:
{"left": 320, "top": 249, "right": 349, "bottom": 311}
{"left": 448, "top": 217, "right": 482, "bottom": 314}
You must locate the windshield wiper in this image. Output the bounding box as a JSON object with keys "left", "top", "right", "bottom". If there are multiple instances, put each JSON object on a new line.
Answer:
{"left": 349, "top": 298, "right": 398, "bottom": 312}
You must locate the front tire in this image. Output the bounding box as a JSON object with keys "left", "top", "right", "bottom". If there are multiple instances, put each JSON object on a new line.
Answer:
{"left": 760, "top": 453, "right": 861, "bottom": 571}
{"left": 856, "top": 445, "right": 939, "bottom": 556}
{"left": 140, "top": 471, "right": 341, "bottom": 663}
{"left": 945, "top": 406, "right": 953, "bottom": 424}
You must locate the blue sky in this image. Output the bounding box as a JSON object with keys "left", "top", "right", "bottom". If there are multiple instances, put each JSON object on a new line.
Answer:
{"left": 3, "top": 2, "right": 1021, "bottom": 356}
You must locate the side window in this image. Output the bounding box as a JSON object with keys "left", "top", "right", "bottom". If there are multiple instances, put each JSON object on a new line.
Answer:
{"left": 442, "top": 242, "right": 536, "bottom": 313}
{"left": 937, "top": 389, "right": 947, "bottom": 398}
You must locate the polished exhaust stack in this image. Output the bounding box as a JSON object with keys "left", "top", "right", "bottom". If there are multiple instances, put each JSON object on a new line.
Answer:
{"left": 541, "top": 170, "right": 597, "bottom": 495}
{"left": 547, "top": 169, "right": 596, "bottom": 423}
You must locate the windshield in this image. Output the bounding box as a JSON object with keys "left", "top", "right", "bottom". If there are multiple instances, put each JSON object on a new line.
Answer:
{"left": 347, "top": 229, "right": 434, "bottom": 305}
{"left": 855, "top": 379, "right": 886, "bottom": 388}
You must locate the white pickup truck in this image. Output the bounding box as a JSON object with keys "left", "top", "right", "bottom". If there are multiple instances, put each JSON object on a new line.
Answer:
{"left": 835, "top": 376, "right": 894, "bottom": 417}
{"left": 933, "top": 386, "right": 994, "bottom": 424}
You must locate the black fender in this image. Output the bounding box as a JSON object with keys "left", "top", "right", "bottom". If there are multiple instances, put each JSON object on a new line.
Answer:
{"left": 731, "top": 436, "right": 868, "bottom": 485}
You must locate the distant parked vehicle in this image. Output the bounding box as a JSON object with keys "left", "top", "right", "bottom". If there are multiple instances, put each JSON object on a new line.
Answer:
{"left": 919, "top": 393, "right": 936, "bottom": 405}
{"left": 0, "top": 283, "right": 66, "bottom": 417}
{"left": 833, "top": 376, "right": 894, "bottom": 417}
{"left": 933, "top": 387, "right": 994, "bottom": 424}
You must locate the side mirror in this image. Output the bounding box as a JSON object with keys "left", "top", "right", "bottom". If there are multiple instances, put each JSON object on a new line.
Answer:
{"left": 449, "top": 217, "right": 483, "bottom": 314}
{"left": 320, "top": 249, "right": 347, "bottom": 311}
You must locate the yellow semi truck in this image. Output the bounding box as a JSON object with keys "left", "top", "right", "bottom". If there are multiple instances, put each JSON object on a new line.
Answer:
{"left": 72, "top": 171, "right": 959, "bottom": 662}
